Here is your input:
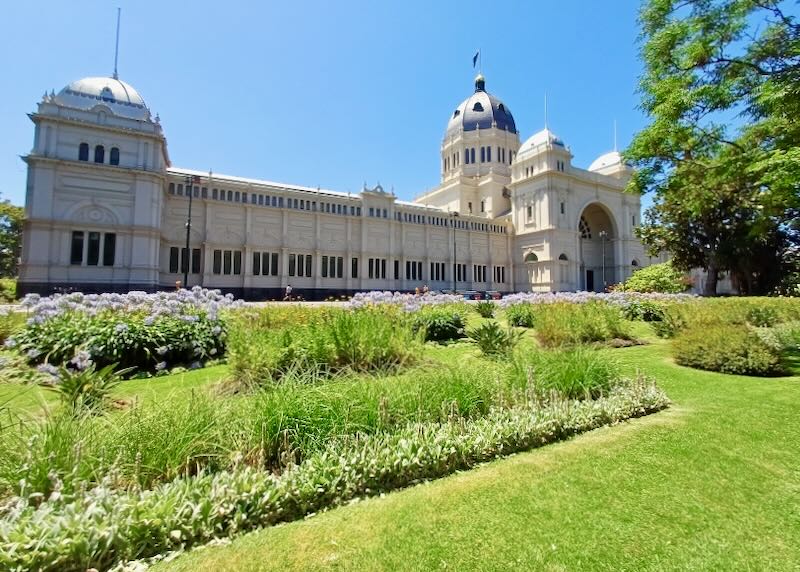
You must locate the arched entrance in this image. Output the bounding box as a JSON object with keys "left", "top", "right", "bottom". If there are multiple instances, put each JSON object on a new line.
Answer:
{"left": 577, "top": 203, "right": 616, "bottom": 292}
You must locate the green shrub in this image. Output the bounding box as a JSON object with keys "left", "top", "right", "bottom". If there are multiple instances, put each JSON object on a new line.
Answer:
{"left": 0, "top": 278, "right": 15, "bottom": 303}
{"left": 616, "top": 262, "right": 687, "bottom": 293}
{"left": 467, "top": 321, "right": 523, "bottom": 357}
{"left": 622, "top": 299, "right": 666, "bottom": 322}
{"left": 533, "top": 302, "right": 632, "bottom": 347}
{"left": 410, "top": 306, "right": 467, "bottom": 342}
{"left": 504, "top": 303, "right": 536, "bottom": 327}
{"left": 672, "top": 324, "right": 784, "bottom": 376}
{"left": 508, "top": 348, "right": 620, "bottom": 399}
{"left": 473, "top": 300, "right": 496, "bottom": 318}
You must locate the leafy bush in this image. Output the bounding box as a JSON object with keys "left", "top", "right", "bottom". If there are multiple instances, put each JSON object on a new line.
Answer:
{"left": 673, "top": 324, "right": 784, "bottom": 376}
{"left": 508, "top": 348, "right": 620, "bottom": 399}
{"left": 6, "top": 289, "right": 234, "bottom": 373}
{"left": 0, "top": 278, "right": 15, "bottom": 302}
{"left": 533, "top": 302, "right": 632, "bottom": 347}
{"left": 622, "top": 299, "right": 666, "bottom": 321}
{"left": 0, "top": 379, "right": 669, "bottom": 572}
{"left": 616, "top": 262, "right": 688, "bottom": 293}
{"left": 473, "top": 300, "right": 497, "bottom": 318}
{"left": 228, "top": 307, "right": 423, "bottom": 384}
{"left": 504, "top": 303, "right": 537, "bottom": 327}
{"left": 410, "top": 305, "right": 467, "bottom": 342}
{"left": 467, "top": 321, "right": 523, "bottom": 357}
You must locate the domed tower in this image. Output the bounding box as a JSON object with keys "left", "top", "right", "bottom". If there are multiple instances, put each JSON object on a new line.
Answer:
{"left": 18, "top": 74, "right": 169, "bottom": 295}
{"left": 417, "top": 74, "right": 520, "bottom": 218}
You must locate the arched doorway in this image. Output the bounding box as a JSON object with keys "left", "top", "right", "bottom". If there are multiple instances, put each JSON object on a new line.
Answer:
{"left": 577, "top": 203, "right": 616, "bottom": 292}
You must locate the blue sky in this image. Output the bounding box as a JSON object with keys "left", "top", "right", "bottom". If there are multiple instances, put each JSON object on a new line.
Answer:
{"left": 1, "top": 0, "right": 648, "bottom": 206}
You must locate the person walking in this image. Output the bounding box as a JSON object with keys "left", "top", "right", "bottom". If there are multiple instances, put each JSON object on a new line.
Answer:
{"left": 284, "top": 284, "right": 293, "bottom": 301}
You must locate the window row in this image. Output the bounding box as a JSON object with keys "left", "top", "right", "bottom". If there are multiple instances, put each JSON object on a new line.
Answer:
{"left": 321, "top": 256, "right": 344, "bottom": 279}
{"left": 406, "top": 260, "right": 423, "bottom": 281}
{"left": 453, "top": 263, "right": 467, "bottom": 282}
{"left": 368, "top": 258, "right": 387, "bottom": 280}
{"left": 78, "top": 143, "right": 120, "bottom": 165}
{"left": 70, "top": 231, "right": 116, "bottom": 266}
{"left": 213, "top": 250, "right": 242, "bottom": 275}
{"left": 253, "top": 252, "right": 280, "bottom": 276}
{"left": 368, "top": 207, "right": 388, "bottom": 218}
{"left": 169, "top": 247, "right": 201, "bottom": 274}
{"left": 430, "top": 262, "right": 446, "bottom": 282}
{"left": 289, "top": 254, "right": 313, "bottom": 277}
{"left": 473, "top": 264, "right": 487, "bottom": 283}
{"left": 460, "top": 146, "right": 516, "bottom": 166}
{"left": 493, "top": 266, "right": 506, "bottom": 284}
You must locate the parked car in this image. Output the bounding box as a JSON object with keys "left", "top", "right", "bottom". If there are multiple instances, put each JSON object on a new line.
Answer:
{"left": 484, "top": 290, "right": 502, "bottom": 300}
{"left": 462, "top": 290, "right": 483, "bottom": 300}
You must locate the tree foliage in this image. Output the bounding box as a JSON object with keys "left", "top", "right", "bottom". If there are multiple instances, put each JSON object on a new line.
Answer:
{"left": 0, "top": 195, "right": 23, "bottom": 278}
{"left": 627, "top": 0, "right": 800, "bottom": 295}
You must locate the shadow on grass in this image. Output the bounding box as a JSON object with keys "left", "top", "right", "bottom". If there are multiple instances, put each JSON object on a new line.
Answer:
{"left": 781, "top": 346, "right": 800, "bottom": 376}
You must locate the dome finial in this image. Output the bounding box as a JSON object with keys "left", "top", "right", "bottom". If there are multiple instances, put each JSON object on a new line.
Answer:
{"left": 474, "top": 73, "right": 485, "bottom": 92}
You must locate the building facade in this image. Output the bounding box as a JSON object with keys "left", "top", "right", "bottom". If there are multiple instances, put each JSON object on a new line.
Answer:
{"left": 18, "top": 73, "right": 648, "bottom": 299}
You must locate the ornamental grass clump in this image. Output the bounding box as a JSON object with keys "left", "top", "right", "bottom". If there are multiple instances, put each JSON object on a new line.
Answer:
{"left": 6, "top": 288, "right": 235, "bottom": 373}
{"left": 533, "top": 301, "right": 632, "bottom": 347}
{"left": 467, "top": 321, "right": 523, "bottom": 357}
{"left": 672, "top": 323, "right": 784, "bottom": 376}
{"left": 0, "top": 378, "right": 669, "bottom": 572}
{"left": 228, "top": 307, "right": 423, "bottom": 384}
{"left": 507, "top": 347, "right": 621, "bottom": 400}
{"left": 505, "top": 302, "right": 536, "bottom": 327}
{"left": 473, "top": 300, "right": 497, "bottom": 318}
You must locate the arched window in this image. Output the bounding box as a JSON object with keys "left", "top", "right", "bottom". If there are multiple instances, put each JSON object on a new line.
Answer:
{"left": 558, "top": 253, "right": 568, "bottom": 261}
{"left": 524, "top": 252, "right": 538, "bottom": 263}
{"left": 631, "top": 259, "right": 639, "bottom": 267}
{"left": 110, "top": 147, "right": 120, "bottom": 166}
{"left": 453, "top": 109, "right": 461, "bottom": 118}
{"left": 100, "top": 87, "right": 115, "bottom": 102}
{"left": 473, "top": 102, "right": 484, "bottom": 112}
{"left": 78, "top": 143, "right": 89, "bottom": 161}
{"left": 94, "top": 145, "right": 105, "bottom": 163}
{"left": 579, "top": 216, "right": 592, "bottom": 239}
{"left": 498, "top": 103, "right": 506, "bottom": 112}
{"left": 470, "top": 148, "right": 475, "bottom": 163}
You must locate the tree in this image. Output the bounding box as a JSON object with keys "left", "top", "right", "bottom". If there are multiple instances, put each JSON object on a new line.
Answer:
{"left": 0, "top": 195, "right": 23, "bottom": 278}
{"left": 627, "top": 0, "right": 800, "bottom": 295}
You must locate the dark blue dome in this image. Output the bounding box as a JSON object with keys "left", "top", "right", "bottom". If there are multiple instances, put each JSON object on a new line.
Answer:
{"left": 446, "top": 75, "right": 517, "bottom": 135}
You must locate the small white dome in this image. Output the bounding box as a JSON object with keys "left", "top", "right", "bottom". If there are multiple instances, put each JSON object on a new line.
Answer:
{"left": 588, "top": 151, "right": 624, "bottom": 172}
{"left": 54, "top": 76, "right": 150, "bottom": 121}
{"left": 517, "top": 128, "right": 566, "bottom": 157}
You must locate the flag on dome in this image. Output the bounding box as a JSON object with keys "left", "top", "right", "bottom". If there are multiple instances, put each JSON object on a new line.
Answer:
{"left": 472, "top": 51, "right": 480, "bottom": 68}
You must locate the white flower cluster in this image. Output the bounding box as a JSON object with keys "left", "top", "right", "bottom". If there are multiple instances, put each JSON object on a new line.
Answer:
{"left": 347, "top": 291, "right": 464, "bottom": 312}
{"left": 499, "top": 291, "right": 695, "bottom": 308}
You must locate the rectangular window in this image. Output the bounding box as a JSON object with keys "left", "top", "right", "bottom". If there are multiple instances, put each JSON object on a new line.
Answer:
{"left": 233, "top": 251, "right": 242, "bottom": 275}
{"left": 100, "top": 233, "right": 116, "bottom": 266}
{"left": 180, "top": 247, "right": 189, "bottom": 274}
{"left": 352, "top": 257, "right": 358, "bottom": 278}
{"left": 192, "top": 248, "right": 201, "bottom": 274}
{"left": 223, "top": 251, "right": 232, "bottom": 275}
{"left": 561, "top": 202, "right": 565, "bottom": 215}
{"left": 322, "top": 255, "right": 328, "bottom": 278}
{"left": 87, "top": 232, "right": 100, "bottom": 266}
{"left": 271, "top": 253, "right": 279, "bottom": 276}
{"left": 213, "top": 250, "right": 222, "bottom": 274}
{"left": 289, "top": 254, "right": 296, "bottom": 277}
{"left": 253, "top": 252, "right": 261, "bottom": 275}
{"left": 368, "top": 258, "right": 374, "bottom": 279}
{"left": 66, "top": 229, "right": 91, "bottom": 266}
{"left": 336, "top": 257, "right": 343, "bottom": 278}
{"left": 305, "top": 255, "right": 312, "bottom": 277}
{"left": 169, "top": 246, "right": 179, "bottom": 273}
{"left": 380, "top": 259, "right": 386, "bottom": 279}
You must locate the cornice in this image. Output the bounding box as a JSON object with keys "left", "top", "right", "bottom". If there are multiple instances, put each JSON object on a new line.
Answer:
{"left": 22, "top": 154, "right": 167, "bottom": 182}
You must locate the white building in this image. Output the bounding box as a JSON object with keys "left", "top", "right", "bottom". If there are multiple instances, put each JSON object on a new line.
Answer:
{"left": 18, "top": 72, "right": 648, "bottom": 299}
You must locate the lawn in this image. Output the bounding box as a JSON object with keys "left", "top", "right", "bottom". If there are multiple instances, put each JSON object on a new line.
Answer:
{"left": 152, "top": 337, "right": 800, "bottom": 572}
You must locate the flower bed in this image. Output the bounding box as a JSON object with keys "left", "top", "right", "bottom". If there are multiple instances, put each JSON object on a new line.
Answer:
{"left": 0, "top": 378, "right": 668, "bottom": 572}
{"left": 5, "top": 288, "right": 239, "bottom": 374}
